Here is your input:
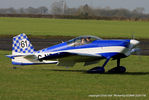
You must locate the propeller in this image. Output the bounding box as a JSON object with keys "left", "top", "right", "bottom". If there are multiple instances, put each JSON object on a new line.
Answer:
{"left": 125, "top": 34, "right": 141, "bottom": 56}
{"left": 130, "top": 47, "right": 141, "bottom": 55}
{"left": 129, "top": 34, "right": 141, "bottom": 59}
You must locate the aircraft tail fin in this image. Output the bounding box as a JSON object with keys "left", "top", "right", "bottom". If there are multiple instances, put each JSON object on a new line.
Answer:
{"left": 6, "top": 33, "right": 58, "bottom": 65}
{"left": 12, "top": 33, "right": 35, "bottom": 55}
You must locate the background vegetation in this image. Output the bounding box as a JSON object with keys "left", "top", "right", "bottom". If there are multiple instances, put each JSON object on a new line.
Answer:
{"left": 0, "top": 17, "right": 149, "bottom": 39}
{"left": 0, "top": 1, "right": 149, "bottom": 21}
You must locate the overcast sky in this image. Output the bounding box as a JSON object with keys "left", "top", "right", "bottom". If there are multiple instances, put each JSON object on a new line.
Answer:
{"left": 0, "top": 0, "right": 149, "bottom": 13}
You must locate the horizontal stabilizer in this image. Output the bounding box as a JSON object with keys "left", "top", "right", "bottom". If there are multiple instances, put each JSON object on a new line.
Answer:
{"left": 6, "top": 53, "right": 35, "bottom": 59}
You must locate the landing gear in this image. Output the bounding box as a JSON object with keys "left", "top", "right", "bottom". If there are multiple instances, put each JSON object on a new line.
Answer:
{"left": 87, "top": 57, "right": 110, "bottom": 73}
{"left": 87, "top": 58, "right": 126, "bottom": 74}
{"left": 87, "top": 66, "right": 105, "bottom": 73}
{"left": 12, "top": 65, "right": 19, "bottom": 69}
{"left": 108, "top": 58, "right": 126, "bottom": 73}
{"left": 13, "top": 67, "right": 17, "bottom": 69}
{"left": 108, "top": 66, "right": 126, "bottom": 73}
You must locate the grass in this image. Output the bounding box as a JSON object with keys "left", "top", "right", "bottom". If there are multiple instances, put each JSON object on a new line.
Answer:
{"left": 0, "top": 17, "right": 149, "bottom": 39}
{"left": 0, "top": 50, "right": 149, "bottom": 100}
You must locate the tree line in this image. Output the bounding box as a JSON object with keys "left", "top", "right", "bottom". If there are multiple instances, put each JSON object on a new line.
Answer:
{"left": 0, "top": 1, "right": 149, "bottom": 20}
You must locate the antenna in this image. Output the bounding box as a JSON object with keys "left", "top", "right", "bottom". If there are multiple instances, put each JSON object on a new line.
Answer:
{"left": 131, "top": 34, "right": 135, "bottom": 39}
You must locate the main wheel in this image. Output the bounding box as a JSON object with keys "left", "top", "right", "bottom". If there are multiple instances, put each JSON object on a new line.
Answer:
{"left": 87, "top": 66, "right": 105, "bottom": 73}
{"left": 108, "top": 66, "right": 126, "bottom": 73}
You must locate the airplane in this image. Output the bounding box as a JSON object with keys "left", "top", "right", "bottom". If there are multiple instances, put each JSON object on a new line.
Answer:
{"left": 6, "top": 33, "right": 140, "bottom": 73}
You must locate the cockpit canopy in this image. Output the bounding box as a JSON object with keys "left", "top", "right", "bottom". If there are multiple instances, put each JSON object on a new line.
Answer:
{"left": 67, "top": 35, "right": 102, "bottom": 46}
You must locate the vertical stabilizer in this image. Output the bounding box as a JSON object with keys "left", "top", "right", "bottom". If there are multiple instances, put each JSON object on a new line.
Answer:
{"left": 12, "top": 33, "right": 35, "bottom": 55}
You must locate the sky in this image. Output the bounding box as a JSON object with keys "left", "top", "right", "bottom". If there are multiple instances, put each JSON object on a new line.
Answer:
{"left": 0, "top": 0, "right": 149, "bottom": 13}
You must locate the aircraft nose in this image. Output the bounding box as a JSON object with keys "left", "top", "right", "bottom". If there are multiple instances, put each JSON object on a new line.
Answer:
{"left": 130, "top": 39, "right": 140, "bottom": 46}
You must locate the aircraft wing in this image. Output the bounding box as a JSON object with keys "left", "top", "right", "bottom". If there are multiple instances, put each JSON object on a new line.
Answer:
{"left": 39, "top": 51, "right": 102, "bottom": 61}
{"left": 39, "top": 51, "right": 104, "bottom": 67}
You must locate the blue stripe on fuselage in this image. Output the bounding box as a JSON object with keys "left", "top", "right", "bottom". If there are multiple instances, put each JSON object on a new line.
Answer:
{"left": 98, "top": 52, "right": 127, "bottom": 59}
{"left": 36, "top": 39, "right": 130, "bottom": 53}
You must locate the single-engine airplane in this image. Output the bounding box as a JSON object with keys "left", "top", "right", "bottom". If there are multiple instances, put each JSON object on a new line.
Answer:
{"left": 6, "top": 33, "right": 140, "bottom": 73}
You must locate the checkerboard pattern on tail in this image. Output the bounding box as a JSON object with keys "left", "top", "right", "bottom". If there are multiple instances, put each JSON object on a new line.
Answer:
{"left": 12, "top": 33, "right": 35, "bottom": 54}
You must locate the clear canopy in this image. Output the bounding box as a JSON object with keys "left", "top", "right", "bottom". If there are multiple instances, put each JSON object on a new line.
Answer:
{"left": 67, "top": 35, "right": 102, "bottom": 46}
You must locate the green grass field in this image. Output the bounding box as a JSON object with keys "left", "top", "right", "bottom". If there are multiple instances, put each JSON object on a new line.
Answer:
{"left": 0, "top": 17, "right": 149, "bottom": 39}
{"left": 0, "top": 50, "right": 149, "bottom": 100}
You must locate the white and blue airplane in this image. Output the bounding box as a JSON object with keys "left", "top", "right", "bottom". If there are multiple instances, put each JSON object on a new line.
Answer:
{"left": 6, "top": 33, "right": 140, "bottom": 73}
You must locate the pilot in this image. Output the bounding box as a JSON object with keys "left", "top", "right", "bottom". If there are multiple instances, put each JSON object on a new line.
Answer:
{"left": 81, "top": 38, "right": 87, "bottom": 44}
{"left": 86, "top": 37, "right": 91, "bottom": 42}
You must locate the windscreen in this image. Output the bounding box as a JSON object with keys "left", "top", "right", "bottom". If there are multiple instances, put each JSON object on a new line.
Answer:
{"left": 67, "top": 35, "right": 102, "bottom": 46}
